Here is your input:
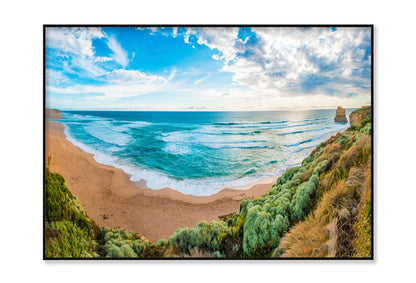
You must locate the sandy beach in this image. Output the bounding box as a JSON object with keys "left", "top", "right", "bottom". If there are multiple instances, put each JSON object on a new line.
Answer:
{"left": 45, "top": 120, "right": 276, "bottom": 242}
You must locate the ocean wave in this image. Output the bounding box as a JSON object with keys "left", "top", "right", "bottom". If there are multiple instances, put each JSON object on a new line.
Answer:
{"left": 60, "top": 110, "right": 349, "bottom": 196}
{"left": 291, "top": 145, "right": 317, "bottom": 153}
{"left": 213, "top": 120, "right": 288, "bottom": 126}
{"left": 160, "top": 130, "right": 266, "bottom": 144}
{"left": 189, "top": 125, "right": 265, "bottom": 136}
{"left": 202, "top": 141, "right": 268, "bottom": 149}
{"left": 284, "top": 139, "right": 314, "bottom": 147}
{"left": 64, "top": 124, "right": 288, "bottom": 196}
{"left": 63, "top": 113, "right": 110, "bottom": 122}
{"left": 109, "top": 121, "right": 152, "bottom": 132}
{"left": 63, "top": 125, "right": 98, "bottom": 155}
{"left": 163, "top": 143, "right": 192, "bottom": 155}
{"left": 84, "top": 121, "right": 131, "bottom": 146}
{"left": 278, "top": 125, "right": 336, "bottom": 136}
{"left": 302, "top": 118, "right": 327, "bottom": 122}
{"left": 160, "top": 130, "right": 269, "bottom": 149}
{"left": 283, "top": 124, "right": 348, "bottom": 148}
{"left": 123, "top": 161, "right": 291, "bottom": 196}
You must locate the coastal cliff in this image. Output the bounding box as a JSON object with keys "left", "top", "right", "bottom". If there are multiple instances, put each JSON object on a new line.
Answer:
{"left": 45, "top": 106, "right": 372, "bottom": 258}
{"left": 46, "top": 108, "right": 62, "bottom": 120}
{"left": 275, "top": 107, "right": 372, "bottom": 257}
{"left": 349, "top": 106, "right": 371, "bottom": 127}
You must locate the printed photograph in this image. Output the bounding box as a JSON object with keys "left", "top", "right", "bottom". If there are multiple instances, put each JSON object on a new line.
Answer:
{"left": 44, "top": 26, "right": 373, "bottom": 259}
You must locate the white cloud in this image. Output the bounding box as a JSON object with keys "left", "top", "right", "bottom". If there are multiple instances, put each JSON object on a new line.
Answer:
{"left": 193, "top": 73, "right": 211, "bottom": 85}
{"left": 48, "top": 69, "right": 173, "bottom": 99}
{"left": 71, "top": 55, "right": 106, "bottom": 76}
{"left": 46, "top": 69, "right": 69, "bottom": 86}
{"left": 172, "top": 27, "right": 178, "bottom": 38}
{"left": 46, "top": 27, "right": 130, "bottom": 77}
{"left": 46, "top": 27, "right": 104, "bottom": 57}
{"left": 184, "top": 33, "right": 190, "bottom": 44}
{"left": 105, "top": 34, "right": 129, "bottom": 67}
{"left": 94, "top": 56, "right": 114, "bottom": 62}
{"left": 185, "top": 27, "right": 239, "bottom": 64}
{"left": 167, "top": 67, "right": 177, "bottom": 81}
{"left": 104, "top": 69, "right": 167, "bottom": 85}
{"left": 189, "top": 27, "right": 371, "bottom": 99}
{"left": 196, "top": 85, "right": 369, "bottom": 111}
{"left": 148, "top": 27, "right": 158, "bottom": 34}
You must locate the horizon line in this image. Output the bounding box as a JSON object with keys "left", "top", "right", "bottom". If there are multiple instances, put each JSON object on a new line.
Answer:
{"left": 47, "top": 106, "right": 364, "bottom": 112}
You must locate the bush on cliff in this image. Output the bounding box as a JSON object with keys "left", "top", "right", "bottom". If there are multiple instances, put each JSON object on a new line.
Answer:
{"left": 45, "top": 170, "right": 154, "bottom": 258}
{"left": 274, "top": 112, "right": 372, "bottom": 258}
{"left": 168, "top": 221, "right": 228, "bottom": 256}
{"left": 45, "top": 170, "right": 100, "bottom": 258}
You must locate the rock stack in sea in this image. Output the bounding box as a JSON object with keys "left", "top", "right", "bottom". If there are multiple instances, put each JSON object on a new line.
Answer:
{"left": 334, "top": 106, "right": 347, "bottom": 122}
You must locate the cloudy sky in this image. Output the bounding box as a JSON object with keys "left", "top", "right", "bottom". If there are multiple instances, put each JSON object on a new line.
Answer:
{"left": 45, "top": 26, "right": 371, "bottom": 111}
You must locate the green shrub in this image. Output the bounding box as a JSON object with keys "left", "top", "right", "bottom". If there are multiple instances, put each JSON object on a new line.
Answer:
{"left": 120, "top": 244, "right": 138, "bottom": 258}
{"left": 133, "top": 239, "right": 147, "bottom": 255}
{"left": 276, "top": 166, "right": 302, "bottom": 186}
{"left": 105, "top": 245, "right": 124, "bottom": 258}
{"left": 243, "top": 205, "right": 273, "bottom": 255}
{"left": 232, "top": 213, "right": 246, "bottom": 240}
{"left": 168, "top": 221, "right": 227, "bottom": 255}
{"left": 45, "top": 221, "right": 98, "bottom": 258}
{"left": 45, "top": 170, "right": 99, "bottom": 258}
{"left": 156, "top": 239, "right": 168, "bottom": 247}
{"left": 361, "top": 122, "right": 372, "bottom": 135}
{"left": 291, "top": 176, "right": 319, "bottom": 221}
{"left": 101, "top": 227, "right": 153, "bottom": 258}
{"left": 361, "top": 115, "right": 371, "bottom": 127}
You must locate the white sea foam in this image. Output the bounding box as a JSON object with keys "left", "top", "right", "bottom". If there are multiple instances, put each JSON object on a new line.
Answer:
{"left": 202, "top": 141, "right": 268, "bottom": 149}
{"left": 63, "top": 125, "right": 97, "bottom": 155}
{"left": 163, "top": 143, "right": 192, "bottom": 155}
{"left": 110, "top": 121, "right": 152, "bottom": 132}
{"left": 64, "top": 113, "right": 110, "bottom": 122}
{"left": 63, "top": 124, "right": 290, "bottom": 196}
{"left": 60, "top": 111, "right": 350, "bottom": 197}
{"left": 84, "top": 121, "right": 131, "bottom": 146}
{"left": 160, "top": 130, "right": 268, "bottom": 149}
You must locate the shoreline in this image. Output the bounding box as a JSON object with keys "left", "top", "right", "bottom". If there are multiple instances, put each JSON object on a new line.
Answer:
{"left": 45, "top": 120, "right": 277, "bottom": 242}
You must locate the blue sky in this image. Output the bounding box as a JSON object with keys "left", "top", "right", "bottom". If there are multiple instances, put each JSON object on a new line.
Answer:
{"left": 45, "top": 26, "right": 371, "bottom": 110}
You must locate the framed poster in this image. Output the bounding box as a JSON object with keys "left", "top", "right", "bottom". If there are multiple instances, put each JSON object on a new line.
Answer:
{"left": 44, "top": 25, "right": 373, "bottom": 259}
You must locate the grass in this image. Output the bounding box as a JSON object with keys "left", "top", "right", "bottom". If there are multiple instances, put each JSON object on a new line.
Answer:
{"left": 274, "top": 128, "right": 372, "bottom": 258}
{"left": 45, "top": 170, "right": 100, "bottom": 258}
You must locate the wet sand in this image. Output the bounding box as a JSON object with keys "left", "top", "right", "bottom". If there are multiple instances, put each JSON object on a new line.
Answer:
{"left": 45, "top": 120, "right": 277, "bottom": 242}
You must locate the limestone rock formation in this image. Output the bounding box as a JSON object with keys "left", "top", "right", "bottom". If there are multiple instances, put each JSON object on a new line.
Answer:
{"left": 349, "top": 112, "right": 362, "bottom": 127}
{"left": 349, "top": 105, "right": 371, "bottom": 127}
{"left": 46, "top": 108, "right": 62, "bottom": 120}
{"left": 334, "top": 106, "right": 347, "bottom": 122}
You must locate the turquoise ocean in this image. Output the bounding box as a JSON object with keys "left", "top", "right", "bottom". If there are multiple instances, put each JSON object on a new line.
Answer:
{"left": 59, "top": 109, "right": 354, "bottom": 196}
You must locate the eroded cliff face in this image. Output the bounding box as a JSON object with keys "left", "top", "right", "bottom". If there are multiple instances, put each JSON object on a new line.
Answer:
{"left": 46, "top": 109, "right": 62, "bottom": 120}
{"left": 349, "top": 106, "right": 371, "bottom": 127}
{"left": 334, "top": 106, "right": 348, "bottom": 122}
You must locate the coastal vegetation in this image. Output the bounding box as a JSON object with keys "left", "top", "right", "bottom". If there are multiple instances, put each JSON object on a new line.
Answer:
{"left": 45, "top": 170, "right": 100, "bottom": 257}
{"left": 44, "top": 106, "right": 372, "bottom": 258}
